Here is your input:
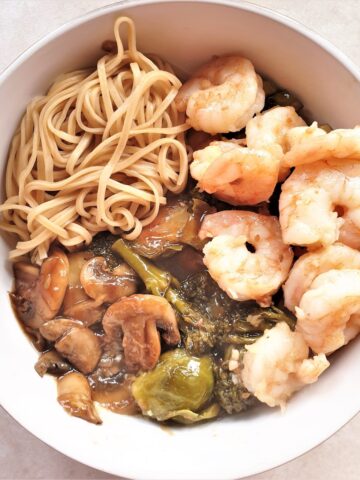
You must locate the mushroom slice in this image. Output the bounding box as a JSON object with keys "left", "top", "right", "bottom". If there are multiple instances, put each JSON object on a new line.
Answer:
{"left": 63, "top": 300, "right": 106, "bottom": 327}
{"left": 40, "top": 318, "right": 102, "bottom": 374}
{"left": 13, "top": 262, "right": 39, "bottom": 324}
{"left": 40, "top": 318, "right": 83, "bottom": 342}
{"left": 55, "top": 327, "right": 102, "bottom": 374}
{"left": 35, "top": 350, "right": 72, "bottom": 377}
{"left": 102, "top": 294, "right": 181, "bottom": 372}
{"left": 89, "top": 336, "right": 125, "bottom": 382}
{"left": 57, "top": 372, "right": 102, "bottom": 424}
{"left": 80, "top": 257, "right": 138, "bottom": 304}
{"left": 13, "top": 249, "right": 69, "bottom": 329}
{"left": 62, "top": 252, "right": 104, "bottom": 326}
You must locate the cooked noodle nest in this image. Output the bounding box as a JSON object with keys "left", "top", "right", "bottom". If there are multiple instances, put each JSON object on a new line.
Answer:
{"left": 0, "top": 17, "right": 189, "bottom": 263}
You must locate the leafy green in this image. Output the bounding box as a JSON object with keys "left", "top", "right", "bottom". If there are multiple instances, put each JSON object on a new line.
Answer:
{"left": 179, "top": 271, "right": 296, "bottom": 354}
{"left": 88, "top": 232, "right": 119, "bottom": 269}
{"left": 112, "top": 239, "right": 214, "bottom": 342}
{"left": 112, "top": 240, "right": 295, "bottom": 356}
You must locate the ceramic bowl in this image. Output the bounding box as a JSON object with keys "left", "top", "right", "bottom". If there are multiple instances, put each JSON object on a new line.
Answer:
{"left": 0, "top": 1, "right": 359, "bottom": 479}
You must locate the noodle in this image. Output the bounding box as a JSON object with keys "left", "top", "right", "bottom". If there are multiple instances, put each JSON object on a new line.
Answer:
{"left": 0, "top": 17, "right": 189, "bottom": 264}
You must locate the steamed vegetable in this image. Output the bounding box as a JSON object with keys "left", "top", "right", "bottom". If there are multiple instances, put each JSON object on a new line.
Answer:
{"left": 112, "top": 238, "right": 214, "bottom": 341}
{"left": 132, "top": 349, "right": 217, "bottom": 423}
{"left": 112, "top": 239, "right": 296, "bottom": 355}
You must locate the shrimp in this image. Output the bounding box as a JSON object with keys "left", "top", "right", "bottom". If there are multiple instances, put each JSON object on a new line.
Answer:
{"left": 191, "top": 141, "right": 281, "bottom": 205}
{"left": 295, "top": 269, "right": 360, "bottom": 354}
{"left": 279, "top": 159, "right": 360, "bottom": 248}
{"left": 246, "top": 106, "right": 306, "bottom": 180}
{"left": 175, "top": 56, "right": 265, "bottom": 134}
{"left": 339, "top": 210, "right": 360, "bottom": 249}
{"left": 241, "top": 322, "right": 329, "bottom": 409}
{"left": 199, "top": 211, "right": 293, "bottom": 306}
{"left": 283, "top": 122, "right": 360, "bottom": 168}
{"left": 283, "top": 243, "right": 360, "bottom": 312}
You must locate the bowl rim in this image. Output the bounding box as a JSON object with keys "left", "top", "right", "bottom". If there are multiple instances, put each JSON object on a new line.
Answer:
{"left": 0, "top": 1, "right": 359, "bottom": 479}
{"left": 0, "top": 0, "right": 359, "bottom": 84}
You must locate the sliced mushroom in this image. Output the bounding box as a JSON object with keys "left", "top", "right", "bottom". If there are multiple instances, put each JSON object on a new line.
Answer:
{"left": 40, "top": 318, "right": 101, "bottom": 374}
{"left": 63, "top": 252, "right": 105, "bottom": 326}
{"left": 35, "top": 350, "right": 72, "bottom": 377}
{"left": 55, "top": 327, "right": 102, "bottom": 374}
{"left": 13, "top": 249, "right": 69, "bottom": 329}
{"left": 89, "top": 336, "right": 125, "bottom": 382}
{"left": 13, "top": 263, "right": 39, "bottom": 324}
{"left": 102, "top": 294, "right": 181, "bottom": 372}
{"left": 57, "top": 372, "right": 102, "bottom": 424}
{"left": 80, "top": 257, "right": 138, "bottom": 304}
{"left": 40, "top": 318, "right": 83, "bottom": 342}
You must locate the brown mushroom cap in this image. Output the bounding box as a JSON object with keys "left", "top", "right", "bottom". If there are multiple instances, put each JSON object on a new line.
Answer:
{"left": 102, "top": 294, "right": 180, "bottom": 372}
{"left": 63, "top": 252, "right": 105, "bottom": 326}
{"left": 55, "top": 327, "right": 102, "bottom": 374}
{"left": 40, "top": 317, "right": 102, "bottom": 374}
{"left": 80, "top": 257, "right": 138, "bottom": 304}
{"left": 40, "top": 318, "right": 83, "bottom": 342}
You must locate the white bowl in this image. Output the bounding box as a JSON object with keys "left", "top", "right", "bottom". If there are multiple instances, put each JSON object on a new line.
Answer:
{"left": 0, "top": 1, "right": 359, "bottom": 479}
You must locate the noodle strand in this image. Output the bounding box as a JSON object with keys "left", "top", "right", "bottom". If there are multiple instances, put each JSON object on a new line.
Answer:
{"left": 0, "top": 16, "right": 189, "bottom": 263}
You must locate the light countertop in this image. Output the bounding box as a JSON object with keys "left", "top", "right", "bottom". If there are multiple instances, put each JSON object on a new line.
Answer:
{"left": 0, "top": 1, "right": 359, "bottom": 479}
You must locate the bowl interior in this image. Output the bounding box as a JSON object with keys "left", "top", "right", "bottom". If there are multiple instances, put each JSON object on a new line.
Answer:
{"left": 0, "top": 2, "right": 359, "bottom": 479}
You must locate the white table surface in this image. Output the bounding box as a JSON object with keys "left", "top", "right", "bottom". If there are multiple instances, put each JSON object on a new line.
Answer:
{"left": 0, "top": 0, "right": 360, "bottom": 479}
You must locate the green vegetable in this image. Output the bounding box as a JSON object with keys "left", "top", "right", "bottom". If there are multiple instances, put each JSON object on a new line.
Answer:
{"left": 213, "top": 358, "right": 255, "bottom": 415}
{"left": 112, "top": 239, "right": 214, "bottom": 337}
{"left": 179, "top": 271, "right": 296, "bottom": 353}
{"left": 112, "top": 240, "right": 296, "bottom": 355}
{"left": 171, "top": 403, "right": 220, "bottom": 424}
{"left": 88, "top": 232, "right": 119, "bottom": 269}
{"left": 132, "top": 349, "right": 216, "bottom": 423}
{"left": 113, "top": 238, "right": 179, "bottom": 295}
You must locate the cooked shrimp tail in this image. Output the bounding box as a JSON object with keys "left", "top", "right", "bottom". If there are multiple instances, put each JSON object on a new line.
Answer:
{"left": 241, "top": 322, "right": 329, "bottom": 408}
{"left": 191, "top": 141, "right": 281, "bottom": 205}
